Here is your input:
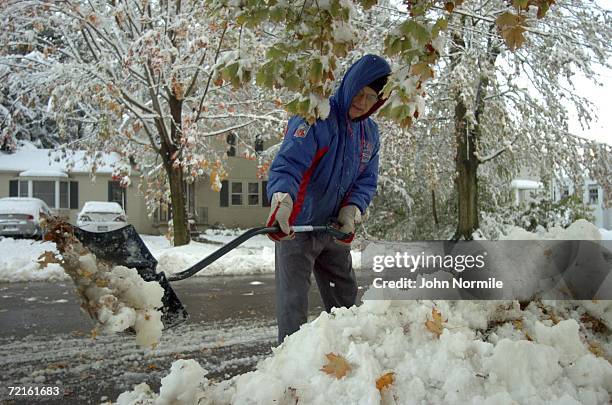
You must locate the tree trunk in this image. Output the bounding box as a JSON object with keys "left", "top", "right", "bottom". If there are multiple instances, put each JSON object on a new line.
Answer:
{"left": 167, "top": 94, "right": 190, "bottom": 247}
{"left": 453, "top": 99, "right": 480, "bottom": 240}
{"left": 167, "top": 163, "right": 190, "bottom": 246}
{"left": 450, "top": 27, "right": 499, "bottom": 240}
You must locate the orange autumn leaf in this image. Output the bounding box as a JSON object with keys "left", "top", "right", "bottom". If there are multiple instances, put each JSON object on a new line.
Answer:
{"left": 501, "top": 26, "right": 526, "bottom": 51}
{"left": 37, "top": 251, "right": 61, "bottom": 269}
{"left": 425, "top": 308, "right": 444, "bottom": 338}
{"left": 376, "top": 372, "right": 395, "bottom": 392}
{"left": 320, "top": 353, "right": 351, "bottom": 379}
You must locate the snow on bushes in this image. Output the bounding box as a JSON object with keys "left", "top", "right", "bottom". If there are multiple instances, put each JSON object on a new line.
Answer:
{"left": 41, "top": 219, "right": 165, "bottom": 348}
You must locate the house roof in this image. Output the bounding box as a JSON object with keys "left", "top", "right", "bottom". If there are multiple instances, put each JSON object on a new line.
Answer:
{"left": 0, "top": 143, "right": 121, "bottom": 175}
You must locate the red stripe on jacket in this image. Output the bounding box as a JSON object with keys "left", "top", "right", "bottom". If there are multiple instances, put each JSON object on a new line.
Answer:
{"left": 289, "top": 147, "right": 329, "bottom": 225}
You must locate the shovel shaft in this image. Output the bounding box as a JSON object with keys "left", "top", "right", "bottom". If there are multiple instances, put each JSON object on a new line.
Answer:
{"left": 167, "top": 225, "right": 351, "bottom": 281}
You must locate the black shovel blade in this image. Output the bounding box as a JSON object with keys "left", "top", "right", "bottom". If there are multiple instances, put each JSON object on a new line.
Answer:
{"left": 74, "top": 225, "right": 188, "bottom": 328}
{"left": 137, "top": 269, "right": 189, "bottom": 328}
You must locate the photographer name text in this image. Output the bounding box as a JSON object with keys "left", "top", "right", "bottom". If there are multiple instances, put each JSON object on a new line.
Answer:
{"left": 372, "top": 277, "right": 503, "bottom": 289}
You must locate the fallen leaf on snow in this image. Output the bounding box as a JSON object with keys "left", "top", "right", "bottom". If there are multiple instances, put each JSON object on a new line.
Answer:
{"left": 320, "top": 353, "right": 351, "bottom": 379}
{"left": 425, "top": 308, "right": 444, "bottom": 338}
{"left": 376, "top": 372, "right": 395, "bottom": 392}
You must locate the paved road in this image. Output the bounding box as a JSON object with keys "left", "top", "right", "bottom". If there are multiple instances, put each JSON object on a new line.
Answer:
{"left": 0, "top": 274, "right": 370, "bottom": 404}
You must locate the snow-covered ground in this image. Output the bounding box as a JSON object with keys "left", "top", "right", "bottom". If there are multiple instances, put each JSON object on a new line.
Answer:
{"left": 114, "top": 220, "right": 612, "bottom": 405}
{"left": 0, "top": 229, "right": 272, "bottom": 283}
{"left": 0, "top": 237, "right": 66, "bottom": 282}
{"left": 142, "top": 230, "right": 276, "bottom": 278}
{"left": 0, "top": 228, "right": 363, "bottom": 282}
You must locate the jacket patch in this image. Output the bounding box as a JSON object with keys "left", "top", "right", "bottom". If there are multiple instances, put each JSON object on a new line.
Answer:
{"left": 293, "top": 123, "right": 310, "bottom": 138}
{"left": 361, "top": 142, "right": 374, "bottom": 163}
{"left": 359, "top": 141, "right": 375, "bottom": 173}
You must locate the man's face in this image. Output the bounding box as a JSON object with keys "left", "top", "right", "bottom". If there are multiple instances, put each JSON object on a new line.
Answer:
{"left": 348, "top": 86, "right": 379, "bottom": 119}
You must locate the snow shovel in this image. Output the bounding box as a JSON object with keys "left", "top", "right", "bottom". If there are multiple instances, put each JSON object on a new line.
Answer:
{"left": 74, "top": 224, "right": 350, "bottom": 328}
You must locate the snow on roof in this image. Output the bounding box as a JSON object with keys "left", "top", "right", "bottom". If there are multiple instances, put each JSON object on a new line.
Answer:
{"left": 81, "top": 201, "right": 124, "bottom": 213}
{"left": 19, "top": 170, "right": 69, "bottom": 178}
{"left": 0, "top": 146, "right": 121, "bottom": 174}
{"left": 511, "top": 179, "right": 543, "bottom": 189}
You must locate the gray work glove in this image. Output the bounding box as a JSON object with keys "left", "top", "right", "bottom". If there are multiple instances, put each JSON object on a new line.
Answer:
{"left": 266, "top": 192, "right": 295, "bottom": 241}
{"left": 334, "top": 205, "right": 362, "bottom": 246}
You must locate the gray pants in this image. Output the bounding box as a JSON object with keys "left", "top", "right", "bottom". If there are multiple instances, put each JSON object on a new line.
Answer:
{"left": 275, "top": 232, "right": 357, "bottom": 344}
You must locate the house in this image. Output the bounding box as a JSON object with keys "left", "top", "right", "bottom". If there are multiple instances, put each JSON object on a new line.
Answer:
{"left": 0, "top": 141, "right": 272, "bottom": 235}
{"left": 551, "top": 178, "right": 612, "bottom": 230}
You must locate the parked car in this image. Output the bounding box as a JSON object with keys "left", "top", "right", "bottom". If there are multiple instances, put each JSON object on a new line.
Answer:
{"left": 77, "top": 201, "right": 128, "bottom": 232}
{"left": 0, "top": 197, "right": 51, "bottom": 239}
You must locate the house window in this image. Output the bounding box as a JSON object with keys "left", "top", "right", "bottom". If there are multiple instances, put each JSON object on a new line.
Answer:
{"left": 196, "top": 207, "right": 208, "bottom": 224}
{"left": 14, "top": 179, "right": 78, "bottom": 209}
{"left": 248, "top": 182, "right": 259, "bottom": 205}
{"left": 33, "top": 180, "right": 55, "bottom": 207}
{"left": 19, "top": 180, "right": 28, "bottom": 197}
{"left": 59, "top": 181, "right": 69, "bottom": 209}
{"left": 231, "top": 182, "right": 242, "bottom": 206}
{"left": 108, "top": 181, "right": 127, "bottom": 212}
{"left": 70, "top": 181, "right": 79, "bottom": 209}
{"left": 561, "top": 186, "right": 570, "bottom": 199}
{"left": 588, "top": 186, "right": 599, "bottom": 205}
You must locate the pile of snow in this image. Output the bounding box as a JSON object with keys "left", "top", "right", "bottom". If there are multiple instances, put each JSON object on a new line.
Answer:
{"left": 115, "top": 220, "right": 612, "bottom": 404}
{"left": 115, "top": 360, "right": 208, "bottom": 405}
{"left": 600, "top": 228, "right": 612, "bottom": 241}
{"left": 115, "top": 299, "right": 612, "bottom": 404}
{"left": 503, "top": 219, "right": 603, "bottom": 241}
{"left": 0, "top": 238, "right": 68, "bottom": 282}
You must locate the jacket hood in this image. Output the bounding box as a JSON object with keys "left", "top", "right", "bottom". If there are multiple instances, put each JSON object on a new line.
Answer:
{"left": 332, "top": 54, "right": 391, "bottom": 121}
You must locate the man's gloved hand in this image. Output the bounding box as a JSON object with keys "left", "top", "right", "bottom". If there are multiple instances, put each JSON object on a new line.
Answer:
{"left": 266, "top": 192, "right": 295, "bottom": 242}
{"left": 335, "top": 205, "right": 362, "bottom": 246}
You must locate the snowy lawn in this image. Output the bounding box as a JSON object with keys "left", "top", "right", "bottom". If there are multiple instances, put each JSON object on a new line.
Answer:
{"left": 0, "top": 228, "right": 362, "bottom": 282}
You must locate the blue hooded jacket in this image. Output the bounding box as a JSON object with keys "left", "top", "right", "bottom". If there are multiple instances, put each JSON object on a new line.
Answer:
{"left": 267, "top": 54, "right": 391, "bottom": 226}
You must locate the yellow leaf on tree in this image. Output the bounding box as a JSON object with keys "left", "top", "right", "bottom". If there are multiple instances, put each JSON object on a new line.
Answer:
{"left": 425, "top": 308, "right": 444, "bottom": 338}
{"left": 495, "top": 11, "right": 522, "bottom": 29}
{"left": 376, "top": 372, "right": 395, "bottom": 392}
{"left": 37, "top": 251, "right": 60, "bottom": 269}
{"left": 410, "top": 62, "right": 434, "bottom": 82}
{"left": 502, "top": 26, "right": 526, "bottom": 51}
{"left": 320, "top": 353, "right": 351, "bottom": 379}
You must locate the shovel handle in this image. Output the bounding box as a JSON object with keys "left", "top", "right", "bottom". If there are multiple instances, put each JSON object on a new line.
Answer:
{"left": 167, "top": 225, "right": 351, "bottom": 281}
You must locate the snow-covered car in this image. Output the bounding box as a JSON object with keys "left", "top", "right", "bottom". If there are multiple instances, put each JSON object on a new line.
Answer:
{"left": 77, "top": 201, "right": 128, "bottom": 232}
{"left": 0, "top": 197, "right": 51, "bottom": 239}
